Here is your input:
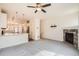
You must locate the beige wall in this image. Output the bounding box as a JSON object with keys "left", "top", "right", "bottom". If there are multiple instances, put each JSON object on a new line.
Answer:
{"left": 41, "top": 12, "right": 79, "bottom": 41}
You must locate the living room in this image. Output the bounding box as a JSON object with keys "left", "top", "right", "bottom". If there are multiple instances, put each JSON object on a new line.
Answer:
{"left": 0, "top": 3, "right": 79, "bottom": 56}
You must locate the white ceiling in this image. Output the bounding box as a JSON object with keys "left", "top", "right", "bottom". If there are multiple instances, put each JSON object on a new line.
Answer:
{"left": 0, "top": 3, "right": 79, "bottom": 20}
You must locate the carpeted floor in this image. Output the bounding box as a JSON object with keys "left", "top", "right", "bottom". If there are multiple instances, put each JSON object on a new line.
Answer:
{"left": 0, "top": 39, "right": 79, "bottom": 56}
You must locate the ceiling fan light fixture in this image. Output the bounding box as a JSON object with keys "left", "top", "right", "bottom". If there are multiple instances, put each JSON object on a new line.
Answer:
{"left": 37, "top": 8, "right": 41, "bottom": 11}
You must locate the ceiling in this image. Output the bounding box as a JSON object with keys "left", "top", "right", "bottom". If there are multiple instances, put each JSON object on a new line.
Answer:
{"left": 0, "top": 3, "right": 79, "bottom": 20}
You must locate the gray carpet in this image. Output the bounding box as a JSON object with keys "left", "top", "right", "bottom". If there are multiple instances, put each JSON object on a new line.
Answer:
{"left": 0, "top": 39, "right": 79, "bottom": 56}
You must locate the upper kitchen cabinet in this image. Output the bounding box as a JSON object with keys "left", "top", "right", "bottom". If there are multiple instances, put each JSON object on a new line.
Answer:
{"left": 0, "top": 13, "right": 7, "bottom": 28}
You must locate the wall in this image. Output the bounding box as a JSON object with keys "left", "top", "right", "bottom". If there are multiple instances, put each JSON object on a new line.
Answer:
{"left": 41, "top": 12, "right": 79, "bottom": 41}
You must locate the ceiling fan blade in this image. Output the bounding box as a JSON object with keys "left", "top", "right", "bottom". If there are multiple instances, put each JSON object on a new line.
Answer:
{"left": 41, "top": 9, "right": 46, "bottom": 13}
{"left": 27, "top": 6, "right": 36, "bottom": 8}
{"left": 41, "top": 3, "right": 51, "bottom": 7}
{"left": 35, "top": 10, "right": 38, "bottom": 13}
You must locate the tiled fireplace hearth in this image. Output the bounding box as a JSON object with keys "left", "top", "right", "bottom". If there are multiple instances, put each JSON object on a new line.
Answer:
{"left": 63, "top": 29, "right": 79, "bottom": 49}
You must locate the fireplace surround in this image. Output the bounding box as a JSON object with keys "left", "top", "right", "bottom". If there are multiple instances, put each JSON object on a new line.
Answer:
{"left": 63, "top": 29, "right": 78, "bottom": 49}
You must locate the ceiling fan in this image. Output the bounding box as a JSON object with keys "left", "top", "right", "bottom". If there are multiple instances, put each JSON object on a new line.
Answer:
{"left": 27, "top": 3, "right": 51, "bottom": 13}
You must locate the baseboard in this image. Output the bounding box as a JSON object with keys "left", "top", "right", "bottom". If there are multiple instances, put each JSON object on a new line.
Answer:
{"left": 42, "top": 38, "right": 64, "bottom": 42}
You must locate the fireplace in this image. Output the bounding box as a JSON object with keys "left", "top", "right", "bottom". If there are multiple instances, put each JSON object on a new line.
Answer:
{"left": 63, "top": 29, "right": 78, "bottom": 49}
{"left": 65, "top": 33, "right": 74, "bottom": 44}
